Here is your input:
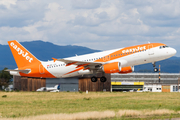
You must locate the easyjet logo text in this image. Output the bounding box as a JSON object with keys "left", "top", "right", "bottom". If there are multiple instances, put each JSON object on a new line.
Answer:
{"left": 10, "top": 42, "right": 33, "bottom": 63}
{"left": 122, "top": 46, "right": 146, "bottom": 53}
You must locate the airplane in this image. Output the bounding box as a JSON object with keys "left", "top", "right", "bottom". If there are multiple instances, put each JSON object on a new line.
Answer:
{"left": 36, "top": 85, "right": 60, "bottom": 92}
{"left": 6, "top": 40, "right": 176, "bottom": 82}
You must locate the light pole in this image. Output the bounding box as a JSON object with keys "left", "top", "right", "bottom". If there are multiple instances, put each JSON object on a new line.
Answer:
{"left": 159, "top": 65, "right": 161, "bottom": 83}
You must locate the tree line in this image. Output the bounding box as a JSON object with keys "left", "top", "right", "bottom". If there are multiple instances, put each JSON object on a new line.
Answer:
{"left": 0, "top": 68, "right": 12, "bottom": 89}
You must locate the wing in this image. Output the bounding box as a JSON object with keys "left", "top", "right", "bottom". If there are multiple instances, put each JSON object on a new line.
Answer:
{"left": 53, "top": 58, "right": 103, "bottom": 70}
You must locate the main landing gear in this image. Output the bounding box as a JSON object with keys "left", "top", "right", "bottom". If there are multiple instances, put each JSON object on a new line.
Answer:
{"left": 91, "top": 76, "right": 97, "bottom": 82}
{"left": 91, "top": 76, "right": 107, "bottom": 82}
{"left": 152, "top": 62, "right": 158, "bottom": 72}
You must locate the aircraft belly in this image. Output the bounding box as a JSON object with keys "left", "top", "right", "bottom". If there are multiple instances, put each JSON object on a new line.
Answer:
{"left": 62, "top": 69, "right": 92, "bottom": 78}
{"left": 47, "top": 66, "right": 76, "bottom": 78}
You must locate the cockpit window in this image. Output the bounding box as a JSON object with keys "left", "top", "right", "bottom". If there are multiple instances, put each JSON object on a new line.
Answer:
{"left": 159, "top": 46, "right": 169, "bottom": 49}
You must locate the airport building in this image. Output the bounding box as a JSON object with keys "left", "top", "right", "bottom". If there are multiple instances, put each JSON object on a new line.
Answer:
{"left": 111, "top": 73, "right": 180, "bottom": 92}
{"left": 13, "top": 73, "right": 180, "bottom": 92}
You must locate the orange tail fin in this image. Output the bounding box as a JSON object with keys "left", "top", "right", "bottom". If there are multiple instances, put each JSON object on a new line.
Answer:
{"left": 8, "top": 40, "right": 40, "bottom": 68}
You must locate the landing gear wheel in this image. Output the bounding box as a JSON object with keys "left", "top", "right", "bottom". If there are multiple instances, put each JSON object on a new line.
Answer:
{"left": 91, "top": 76, "right": 97, "bottom": 82}
{"left": 152, "top": 62, "right": 158, "bottom": 72}
{"left": 100, "top": 76, "right": 107, "bottom": 82}
{"left": 154, "top": 68, "right": 158, "bottom": 72}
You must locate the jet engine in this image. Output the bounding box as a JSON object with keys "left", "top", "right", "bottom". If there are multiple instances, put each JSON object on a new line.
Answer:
{"left": 102, "top": 62, "right": 134, "bottom": 74}
{"left": 102, "top": 62, "right": 120, "bottom": 73}
{"left": 118, "top": 66, "right": 134, "bottom": 74}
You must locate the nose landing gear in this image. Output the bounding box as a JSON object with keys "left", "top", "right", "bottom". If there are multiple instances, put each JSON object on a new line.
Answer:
{"left": 154, "top": 68, "right": 158, "bottom": 72}
{"left": 152, "top": 62, "right": 158, "bottom": 72}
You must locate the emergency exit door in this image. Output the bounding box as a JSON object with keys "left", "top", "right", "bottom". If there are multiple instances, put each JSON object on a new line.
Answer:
{"left": 39, "top": 64, "right": 45, "bottom": 74}
{"left": 148, "top": 45, "right": 154, "bottom": 55}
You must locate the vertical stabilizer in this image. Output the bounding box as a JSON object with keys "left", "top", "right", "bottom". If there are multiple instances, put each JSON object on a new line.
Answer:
{"left": 8, "top": 40, "right": 40, "bottom": 68}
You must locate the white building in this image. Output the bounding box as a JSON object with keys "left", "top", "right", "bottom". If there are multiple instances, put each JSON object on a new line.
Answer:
{"left": 111, "top": 73, "right": 180, "bottom": 92}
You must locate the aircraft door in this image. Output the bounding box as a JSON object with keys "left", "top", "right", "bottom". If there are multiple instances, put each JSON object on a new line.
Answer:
{"left": 39, "top": 64, "right": 45, "bottom": 74}
{"left": 148, "top": 45, "right": 154, "bottom": 55}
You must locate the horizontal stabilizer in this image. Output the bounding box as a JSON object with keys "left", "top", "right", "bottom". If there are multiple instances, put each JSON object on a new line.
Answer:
{"left": 5, "top": 69, "right": 30, "bottom": 74}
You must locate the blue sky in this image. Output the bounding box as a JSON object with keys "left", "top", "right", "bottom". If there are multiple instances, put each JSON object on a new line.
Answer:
{"left": 0, "top": 0, "right": 180, "bottom": 56}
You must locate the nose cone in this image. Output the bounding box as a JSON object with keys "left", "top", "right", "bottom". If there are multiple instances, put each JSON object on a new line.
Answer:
{"left": 171, "top": 48, "right": 177, "bottom": 56}
{"left": 169, "top": 48, "right": 177, "bottom": 56}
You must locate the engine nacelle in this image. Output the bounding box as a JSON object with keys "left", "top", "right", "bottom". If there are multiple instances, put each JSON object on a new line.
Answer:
{"left": 102, "top": 62, "right": 121, "bottom": 73}
{"left": 102, "top": 62, "right": 134, "bottom": 74}
{"left": 118, "top": 66, "right": 134, "bottom": 74}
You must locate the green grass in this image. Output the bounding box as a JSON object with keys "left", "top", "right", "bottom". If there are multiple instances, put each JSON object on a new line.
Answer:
{"left": 0, "top": 92, "right": 180, "bottom": 119}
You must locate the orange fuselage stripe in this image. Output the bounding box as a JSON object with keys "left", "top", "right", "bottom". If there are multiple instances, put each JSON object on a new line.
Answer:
{"left": 63, "top": 67, "right": 84, "bottom": 76}
{"left": 66, "top": 62, "right": 77, "bottom": 66}
{"left": 95, "top": 43, "right": 165, "bottom": 62}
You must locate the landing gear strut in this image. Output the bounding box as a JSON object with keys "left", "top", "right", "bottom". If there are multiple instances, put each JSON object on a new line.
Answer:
{"left": 152, "top": 62, "right": 158, "bottom": 72}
